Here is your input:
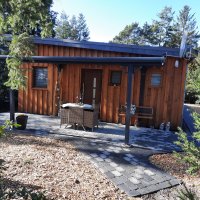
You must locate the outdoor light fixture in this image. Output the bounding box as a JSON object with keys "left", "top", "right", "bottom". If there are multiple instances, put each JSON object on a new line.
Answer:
{"left": 175, "top": 60, "right": 179, "bottom": 68}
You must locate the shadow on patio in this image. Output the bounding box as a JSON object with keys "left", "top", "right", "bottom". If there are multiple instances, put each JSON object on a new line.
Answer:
{"left": 0, "top": 112, "right": 181, "bottom": 152}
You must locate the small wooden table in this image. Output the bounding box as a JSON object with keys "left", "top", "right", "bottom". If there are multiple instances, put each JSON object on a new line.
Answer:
{"left": 60, "top": 103, "right": 93, "bottom": 129}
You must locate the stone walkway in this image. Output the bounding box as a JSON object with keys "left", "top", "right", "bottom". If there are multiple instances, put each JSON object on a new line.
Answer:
{"left": 0, "top": 113, "right": 182, "bottom": 197}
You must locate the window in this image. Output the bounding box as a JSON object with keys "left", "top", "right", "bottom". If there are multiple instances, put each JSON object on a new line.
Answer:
{"left": 33, "top": 67, "right": 48, "bottom": 88}
{"left": 151, "top": 74, "right": 162, "bottom": 87}
{"left": 110, "top": 71, "right": 122, "bottom": 86}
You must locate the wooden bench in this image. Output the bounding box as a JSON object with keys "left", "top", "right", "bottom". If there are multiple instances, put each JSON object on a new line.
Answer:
{"left": 135, "top": 106, "right": 153, "bottom": 119}
{"left": 118, "top": 105, "right": 153, "bottom": 126}
{"left": 135, "top": 106, "right": 154, "bottom": 126}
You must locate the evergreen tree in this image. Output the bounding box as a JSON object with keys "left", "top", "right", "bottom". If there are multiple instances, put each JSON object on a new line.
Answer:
{"left": 150, "top": 6, "right": 175, "bottom": 47}
{"left": 69, "top": 15, "right": 78, "bottom": 40}
{"left": 140, "top": 22, "right": 153, "bottom": 45}
{"left": 185, "top": 54, "right": 200, "bottom": 103}
{"left": 0, "top": 0, "right": 55, "bottom": 37}
{"left": 76, "top": 13, "right": 90, "bottom": 41}
{"left": 173, "top": 5, "right": 200, "bottom": 48}
{"left": 112, "top": 23, "right": 142, "bottom": 45}
{"left": 55, "top": 12, "right": 90, "bottom": 41}
{"left": 111, "top": 5, "right": 199, "bottom": 48}
{"left": 55, "top": 11, "right": 71, "bottom": 39}
{"left": 175, "top": 112, "right": 200, "bottom": 174}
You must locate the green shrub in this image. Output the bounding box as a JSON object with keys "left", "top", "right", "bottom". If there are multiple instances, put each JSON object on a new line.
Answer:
{"left": 175, "top": 113, "right": 200, "bottom": 174}
{"left": 177, "top": 184, "right": 198, "bottom": 200}
{"left": 0, "top": 120, "right": 19, "bottom": 138}
{"left": 185, "top": 55, "right": 200, "bottom": 104}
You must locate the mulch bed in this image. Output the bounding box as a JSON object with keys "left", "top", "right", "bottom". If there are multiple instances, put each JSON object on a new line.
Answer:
{"left": 147, "top": 153, "right": 200, "bottom": 199}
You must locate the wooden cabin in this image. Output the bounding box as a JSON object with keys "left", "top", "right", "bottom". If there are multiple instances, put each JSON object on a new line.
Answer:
{"left": 18, "top": 38, "right": 189, "bottom": 129}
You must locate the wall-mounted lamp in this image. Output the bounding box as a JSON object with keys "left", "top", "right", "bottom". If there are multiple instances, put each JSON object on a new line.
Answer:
{"left": 175, "top": 60, "right": 179, "bottom": 68}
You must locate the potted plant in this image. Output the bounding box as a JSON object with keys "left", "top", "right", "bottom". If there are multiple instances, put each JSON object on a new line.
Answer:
{"left": 16, "top": 114, "right": 28, "bottom": 130}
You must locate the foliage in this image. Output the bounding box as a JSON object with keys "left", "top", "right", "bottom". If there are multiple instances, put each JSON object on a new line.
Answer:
{"left": 0, "top": 0, "right": 55, "bottom": 37}
{"left": 185, "top": 54, "right": 200, "bottom": 104}
{"left": 174, "top": 112, "right": 200, "bottom": 174}
{"left": 55, "top": 11, "right": 71, "bottom": 39}
{"left": 4, "top": 33, "right": 35, "bottom": 89}
{"left": 55, "top": 12, "right": 90, "bottom": 41}
{"left": 76, "top": 13, "right": 90, "bottom": 41}
{"left": 177, "top": 184, "right": 198, "bottom": 200}
{"left": 175, "top": 5, "right": 200, "bottom": 48}
{"left": 150, "top": 6, "right": 175, "bottom": 47}
{"left": 0, "top": 185, "right": 47, "bottom": 200}
{"left": 111, "top": 5, "right": 200, "bottom": 48}
{"left": 0, "top": 0, "right": 55, "bottom": 90}
{"left": 0, "top": 37, "right": 10, "bottom": 106}
{"left": 112, "top": 23, "right": 143, "bottom": 45}
{"left": 0, "top": 120, "right": 19, "bottom": 137}
{"left": 0, "top": 60, "right": 9, "bottom": 104}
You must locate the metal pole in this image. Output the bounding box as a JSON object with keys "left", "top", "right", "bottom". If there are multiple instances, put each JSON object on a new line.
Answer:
{"left": 9, "top": 89, "right": 15, "bottom": 122}
{"left": 125, "top": 65, "right": 134, "bottom": 144}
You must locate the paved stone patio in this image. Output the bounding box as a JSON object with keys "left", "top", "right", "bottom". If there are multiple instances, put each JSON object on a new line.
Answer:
{"left": 0, "top": 113, "right": 182, "bottom": 197}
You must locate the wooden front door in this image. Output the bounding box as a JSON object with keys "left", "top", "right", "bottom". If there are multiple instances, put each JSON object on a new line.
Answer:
{"left": 81, "top": 69, "right": 102, "bottom": 105}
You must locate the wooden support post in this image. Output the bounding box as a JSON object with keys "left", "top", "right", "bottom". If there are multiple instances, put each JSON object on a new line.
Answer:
{"left": 53, "top": 64, "right": 62, "bottom": 116}
{"left": 9, "top": 89, "right": 15, "bottom": 122}
{"left": 125, "top": 65, "right": 134, "bottom": 144}
{"left": 57, "top": 64, "right": 62, "bottom": 109}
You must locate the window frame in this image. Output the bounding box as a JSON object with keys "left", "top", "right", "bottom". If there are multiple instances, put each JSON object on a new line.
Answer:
{"left": 150, "top": 73, "right": 162, "bottom": 87}
{"left": 109, "top": 70, "right": 122, "bottom": 86}
{"left": 32, "top": 67, "right": 48, "bottom": 89}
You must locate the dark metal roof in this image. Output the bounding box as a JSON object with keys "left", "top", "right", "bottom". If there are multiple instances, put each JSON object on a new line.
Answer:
{"left": 33, "top": 37, "right": 180, "bottom": 57}
{"left": 0, "top": 55, "right": 165, "bottom": 66}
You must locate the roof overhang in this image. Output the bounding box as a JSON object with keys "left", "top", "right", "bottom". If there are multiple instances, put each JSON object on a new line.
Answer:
{"left": 0, "top": 55, "right": 165, "bottom": 66}
{"left": 3, "top": 34, "right": 180, "bottom": 57}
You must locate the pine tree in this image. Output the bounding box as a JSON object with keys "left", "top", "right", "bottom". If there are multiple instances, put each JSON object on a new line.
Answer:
{"left": 55, "top": 12, "right": 90, "bottom": 41}
{"left": 175, "top": 112, "right": 200, "bottom": 174}
{"left": 111, "top": 5, "right": 199, "bottom": 48}
{"left": 0, "top": 0, "right": 55, "bottom": 37}
{"left": 151, "top": 6, "right": 175, "bottom": 47}
{"left": 173, "top": 5, "right": 200, "bottom": 48}
{"left": 69, "top": 15, "right": 78, "bottom": 40}
{"left": 55, "top": 11, "right": 71, "bottom": 39}
{"left": 76, "top": 13, "right": 90, "bottom": 41}
{"left": 112, "top": 23, "right": 142, "bottom": 45}
{"left": 140, "top": 22, "right": 153, "bottom": 45}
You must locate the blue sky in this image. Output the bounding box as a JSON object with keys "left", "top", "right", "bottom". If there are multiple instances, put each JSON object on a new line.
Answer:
{"left": 52, "top": 0, "right": 200, "bottom": 42}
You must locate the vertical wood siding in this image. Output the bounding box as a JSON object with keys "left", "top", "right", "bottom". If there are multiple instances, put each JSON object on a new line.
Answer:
{"left": 18, "top": 44, "right": 187, "bottom": 129}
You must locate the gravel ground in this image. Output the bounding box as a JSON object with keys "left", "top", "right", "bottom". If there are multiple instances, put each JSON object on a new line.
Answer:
{"left": 0, "top": 134, "right": 139, "bottom": 200}
{"left": 1, "top": 134, "right": 199, "bottom": 200}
